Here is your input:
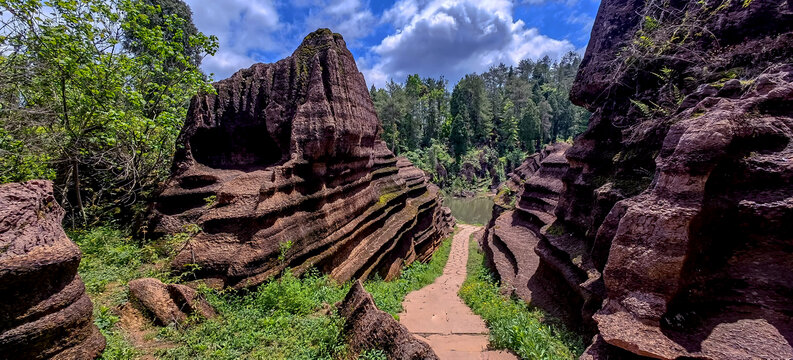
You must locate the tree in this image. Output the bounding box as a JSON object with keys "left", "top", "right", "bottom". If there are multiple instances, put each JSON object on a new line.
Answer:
{"left": 368, "top": 52, "right": 589, "bottom": 193}
{"left": 125, "top": 0, "right": 203, "bottom": 67}
{"left": 449, "top": 113, "right": 470, "bottom": 158}
{"left": 0, "top": 0, "right": 217, "bottom": 224}
{"left": 450, "top": 74, "right": 491, "bottom": 146}
{"left": 519, "top": 99, "right": 541, "bottom": 151}
{"left": 497, "top": 100, "right": 519, "bottom": 153}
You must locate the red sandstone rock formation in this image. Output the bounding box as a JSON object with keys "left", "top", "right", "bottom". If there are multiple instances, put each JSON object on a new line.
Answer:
{"left": 147, "top": 29, "right": 454, "bottom": 289}
{"left": 480, "top": 143, "right": 576, "bottom": 322}
{"left": 0, "top": 180, "right": 106, "bottom": 359}
{"left": 486, "top": 1, "right": 793, "bottom": 359}
{"left": 128, "top": 278, "right": 216, "bottom": 326}
{"left": 338, "top": 281, "right": 439, "bottom": 360}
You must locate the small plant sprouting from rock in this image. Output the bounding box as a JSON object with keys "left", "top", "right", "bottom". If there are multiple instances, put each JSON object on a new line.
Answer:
{"left": 203, "top": 195, "right": 217, "bottom": 208}
{"left": 278, "top": 240, "right": 294, "bottom": 262}
{"left": 358, "top": 349, "right": 388, "bottom": 360}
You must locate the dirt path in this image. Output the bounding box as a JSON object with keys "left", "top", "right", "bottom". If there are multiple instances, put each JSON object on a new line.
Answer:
{"left": 399, "top": 224, "right": 517, "bottom": 360}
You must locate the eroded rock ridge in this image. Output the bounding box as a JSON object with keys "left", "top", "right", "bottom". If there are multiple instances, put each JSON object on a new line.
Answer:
{"left": 148, "top": 29, "right": 454, "bottom": 289}
{"left": 486, "top": 1, "right": 793, "bottom": 359}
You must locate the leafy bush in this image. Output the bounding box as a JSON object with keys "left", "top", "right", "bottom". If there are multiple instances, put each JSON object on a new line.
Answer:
{"left": 459, "top": 235, "right": 585, "bottom": 359}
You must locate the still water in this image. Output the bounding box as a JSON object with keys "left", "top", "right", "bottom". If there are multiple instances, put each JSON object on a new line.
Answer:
{"left": 443, "top": 196, "right": 495, "bottom": 225}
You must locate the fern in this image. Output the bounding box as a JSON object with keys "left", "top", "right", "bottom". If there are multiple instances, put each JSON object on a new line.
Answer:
{"left": 630, "top": 99, "right": 652, "bottom": 117}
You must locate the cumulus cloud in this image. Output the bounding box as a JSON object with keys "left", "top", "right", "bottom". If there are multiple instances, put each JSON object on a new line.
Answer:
{"left": 303, "top": 0, "right": 376, "bottom": 47}
{"left": 361, "top": 0, "right": 575, "bottom": 87}
{"left": 186, "top": 0, "right": 380, "bottom": 80}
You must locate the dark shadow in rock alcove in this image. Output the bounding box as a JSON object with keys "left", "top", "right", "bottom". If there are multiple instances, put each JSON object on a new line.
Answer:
{"left": 190, "top": 124, "right": 284, "bottom": 170}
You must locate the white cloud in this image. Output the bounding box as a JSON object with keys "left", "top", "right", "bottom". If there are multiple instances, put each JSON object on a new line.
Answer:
{"left": 186, "top": 0, "right": 379, "bottom": 80}
{"left": 361, "top": 0, "right": 575, "bottom": 88}
{"left": 303, "top": 0, "right": 376, "bottom": 47}
{"left": 186, "top": 0, "right": 281, "bottom": 80}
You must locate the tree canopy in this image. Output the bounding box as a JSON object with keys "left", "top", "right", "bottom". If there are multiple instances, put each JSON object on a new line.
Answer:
{"left": 370, "top": 53, "right": 589, "bottom": 194}
{"left": 0, "top": 0, "right": 217, "bottom": 225}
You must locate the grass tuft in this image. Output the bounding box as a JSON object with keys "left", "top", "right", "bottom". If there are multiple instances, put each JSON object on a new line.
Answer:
{"left": 459, "top": 234, "right": 585, "bottom": 359}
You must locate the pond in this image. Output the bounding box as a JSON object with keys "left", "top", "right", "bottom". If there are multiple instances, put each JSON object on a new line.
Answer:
{"left": 443, "top": 195, "right": 495, "bottom": 225}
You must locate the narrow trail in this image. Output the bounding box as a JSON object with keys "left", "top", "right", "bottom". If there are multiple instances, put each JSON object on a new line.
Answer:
{"left": 399, "top": 225, "right": 518, "bottom": 360}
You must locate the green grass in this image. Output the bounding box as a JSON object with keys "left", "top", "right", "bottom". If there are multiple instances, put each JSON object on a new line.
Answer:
{"left": 363, "top": 233, "right": 453, "bottom": 317}
{"left": 459, "top": 234, "right": 585, "bottom": 360}
{"left": 73, "top": 226, "right": 455, "bottom": 360}
{"left": 159, "top": 270, "right": 350, "bottom": 360}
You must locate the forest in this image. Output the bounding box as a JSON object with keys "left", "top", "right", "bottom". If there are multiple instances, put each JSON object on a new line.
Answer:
{"left": 370, "top": 55, "right": 589, "bottom": 195}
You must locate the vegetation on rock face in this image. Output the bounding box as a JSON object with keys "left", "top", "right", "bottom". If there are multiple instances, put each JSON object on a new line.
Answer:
{"left": 459, "top": 234, "right": 584, "bottom": 359}
{"left": 0, "top": 0, "right": 217, "bottom": 226}
{"left": 370, "top": 55, "right": 589, "bottom": 194}
{"left": 75, "top": 226, "right": 455, "bottom": 359}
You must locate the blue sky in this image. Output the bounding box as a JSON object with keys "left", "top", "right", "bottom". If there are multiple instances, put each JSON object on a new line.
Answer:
{"left": 184, "top": 0, "right": 600, "bottom": 87}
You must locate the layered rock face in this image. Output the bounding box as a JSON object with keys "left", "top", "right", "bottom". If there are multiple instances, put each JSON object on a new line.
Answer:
{"left": 0, "top": 180, "right": 106, "bottom": 359}
{"left": 148, "top": 29, "right": 454, "bottom": 289}
{"left": 480, "top": 143, "right": 573, "bottom": 321}
{"left": 519, "top": 1, "right": 793, "bottom": 359}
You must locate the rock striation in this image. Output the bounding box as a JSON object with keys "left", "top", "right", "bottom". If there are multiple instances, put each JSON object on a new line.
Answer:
{"left": 482, "top": 1, "right": 793, "bottom": 359}
{"left": 484, "top": 1, "right": 793, "bottom": 359}
{"left": 338, "top": 281, "right": 438, "bottom": 360}
{"left": 480, "top": 143, "right": 573, "bottom": 322}
{"left": 147, "top": 29, "right": 454, "bottom": 289}
{"left": 0, "top": 180, "right": 106, "bottom": 359}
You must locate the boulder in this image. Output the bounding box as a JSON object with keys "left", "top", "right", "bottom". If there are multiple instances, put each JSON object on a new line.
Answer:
{"left": 338, "top": 281, "right": 438, "bottom": 360}
{"left": 128, "top": 278, "right": 216, "bottom": 326}
{"left": 0, "top": 180, "right": 105, "bottom": 359}
{"left": 147, "top": 28, "right": 454, "bottom": 289}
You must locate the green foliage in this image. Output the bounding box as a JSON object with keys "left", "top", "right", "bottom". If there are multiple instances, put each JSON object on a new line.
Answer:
{"left": 371, "top": 54, "right": 588, "bottom": 193}
{"left": 75, "top": 226, "right": 456, "bottom": 359}
{"left": 71, "top": 227, "right": 148, "bottom": 296}
{"left": 358, "top": 349, "right": 388, "bottom": 360}
{"left": 278, "top": 240, "right": 294, "bottom": 262}
{"left": 459, "top": 235, "right": 585, "bottom": 359}
{"left": 160, "top": 270, "right": 350, "bottom": 360}
{"left": 0, "top": 0, "right": 217, "bottom": 225}
{"left": 364, "top": 234, "right": 453, "bottom": 316}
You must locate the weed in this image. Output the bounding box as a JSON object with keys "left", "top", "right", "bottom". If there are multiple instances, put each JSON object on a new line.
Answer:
{"left": 75, "top": 226, "right": 457, "bottom": 359}
{"left": 459, "top": 235, "right": 585, "bottom": 359}
{"left": 358, "top": 349, "right": 388, "bottom": 360}
{"left": 278, "top": 240, "right": 294, "bottom": 262}
{"left": 159, "top": 270, "right": 350, "bottom": 360}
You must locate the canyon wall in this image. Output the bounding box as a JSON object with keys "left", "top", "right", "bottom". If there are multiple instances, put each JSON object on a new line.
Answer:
{"left": 485, "top": 1, "right": 793, "bottom": 359}
{"left": 0, "top": 180, "right": 105, "bottom": 359}
{"left": 480, "top": 143, "right": 574, "bottom": 322}
{"left": 147, "top": 29, "right": 454, "bottom": 289}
